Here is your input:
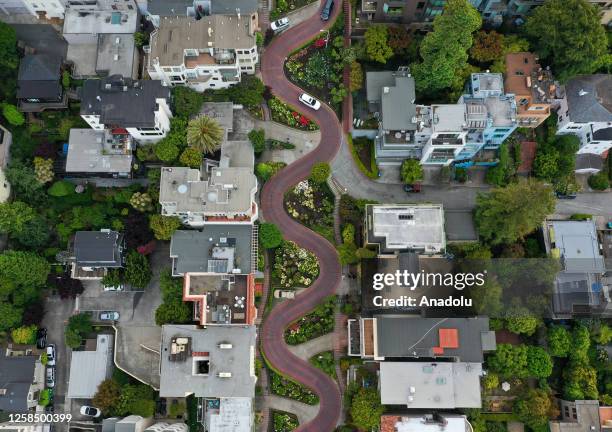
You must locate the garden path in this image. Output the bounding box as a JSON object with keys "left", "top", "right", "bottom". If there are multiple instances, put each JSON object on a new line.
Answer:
{"left": 287, "top": 333, "right": 334, "bottom": 359}
{"left": 266, "top": 396, "right": 320, "bottom": 425}
{"left": 255, "top": 118, "right": 321, "bottom": 164}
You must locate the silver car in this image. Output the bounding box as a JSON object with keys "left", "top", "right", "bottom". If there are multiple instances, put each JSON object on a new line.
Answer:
{"left": 270, "top": 17, "right": 290, "bottom": 33}
{"left": 99, "top": 311, "right": 120, "bottom": 321}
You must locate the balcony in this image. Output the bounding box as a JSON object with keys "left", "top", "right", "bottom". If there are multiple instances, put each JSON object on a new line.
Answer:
{"left": 362, "top": 0, "right": 377, "bottom": 12}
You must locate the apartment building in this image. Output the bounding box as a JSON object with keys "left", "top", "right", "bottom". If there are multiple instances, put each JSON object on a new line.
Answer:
{"left": 79, "top": 75, "right": 172, "bottom": 143}
{"left": 146, "top": 13, "right": 258, "bottom": 92}
{"left": 507, "top": 0, "right": 611, "bottom": 25}
{"left": 159, "top": 140, "right": 258, "bottom": 226}
{"left": 504, "top": 52, "right": 558, "bottom": 128}
{"left": 144, "top": 0, "right": 258, "bottom": 28}
{"left": 557, "top": 75, "right": 612, "bottom": 156}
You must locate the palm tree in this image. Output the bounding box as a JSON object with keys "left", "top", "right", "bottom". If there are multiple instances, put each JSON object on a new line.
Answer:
{"left": 186, "top": 115, "right": 224, "bottom": 154}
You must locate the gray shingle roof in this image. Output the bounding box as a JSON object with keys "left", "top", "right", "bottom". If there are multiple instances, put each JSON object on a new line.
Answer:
{"left": 566, "top": 75, "right": 612, "bottom": 123}
{"left": 0, "top": 348, "right": 36, "bottom": 413}
{"left": 16, "top": 54, "right": 62, "bottom": 100}
{"left": 73, "top": 231, "right": 124, "bottom": 267}
{"left": 575, "top": 153, "right": 604, "bottom": 171}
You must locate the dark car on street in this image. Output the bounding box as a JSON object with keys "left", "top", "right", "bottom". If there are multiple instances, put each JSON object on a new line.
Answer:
{"left": 36, "top": 328, "right": 47, "bottom": 349}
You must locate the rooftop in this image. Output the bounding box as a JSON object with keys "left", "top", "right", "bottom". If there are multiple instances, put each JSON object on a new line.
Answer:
{"left": 66, "top": 129, "right": 133, "bottom": 174}
{"left": 546, "top": 220, "right": 606, "bottom": 273}
{"left": 206, "top": 397, "right": 253, "bottom": 432}
{"left": 63, "top": 6, "right": 138, "bottom": 35}
{"left": 170, "top": 226, "right": 254, "bottom": 275}
{"left": 366, "top": 69, "right": 417, "bottom": 132}
{"left": 380, "top": 415, "right": 472, "bottom": 432}
{"left": 470, "top": 73, "right": 504, "bottom": 98}
{"left": 575, "top": 153, "right": 604, "bottom": 172}
{"left": 549, "top": 400, "right": 603, "bottom": 432}
{"left": 16, "top": 54, "right": 62, "bottom": 100}
{"left": 96, "top": 34, "right": 138, "bottom": 78}
{"left": 379, "top": 362, "right": 482, "bottom": 408}
{"left": 146, "top": 0, "right": 258, "bottom": 16}
{"left": 505, "top": 52, "right": 556, "bottom": 104}
{"left": 0, "top": 348, "right": 37, "bottom": 412}
{"left": 159, "top": 324, "right": 256, "bottom": 398}
{"left": 199, "top": 102, "right": 234, "bottom": 132}
{"left": 66, "top": 334, "right": 114, "bottom": 399}
{"left": 373, "top": 316, "right": 495, "bottom": 362}
{"left": 431, "top": 104, "right": 467, "bottom": 133}
{"left": 73, "top": 230, "right": 124, "bottom": 267}
{"left": 566, "top": 75, "right": 612, "bottom": 123}
{"left": 365, "top": 204, "right": 446, "bottom": 254}
{"left": 80, "top": 76, "right": 171, "bottom": 128}
{"left": 150, "top": 15, "right": 255, "bottom": 66}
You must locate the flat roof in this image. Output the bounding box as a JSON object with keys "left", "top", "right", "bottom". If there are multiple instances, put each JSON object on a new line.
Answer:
{"left": 374, "top": 316, "right": 494, "bottom": 362}
{"left": 431, "top": 105, "right": 466, "bottom": 133}
{"left": 208, "top": 397, "right": 253, "bottom": 432}
{"left": 67, "top": 334, "right": 114, "bottom": 399}
{"left": 96, "top": 34, "right": 137, "bottom": 78}
{"left": 159, "top": 324, "right": 256, "bottom": 398}
{"left": 170, "top": 226, "right": 253, "bottom": 275}
{"left": 444, "top": 209, "right": 478, "bottom": 242}
{"left": 200, "top": 102, "right": 234, "bottom": 132}
{"left": 380, "top": 73, "right": 417, "bottom": 131}
{"left": 549, "top": 400, "right": 602, "bottom": 432}
{"left": 381, "top": 415, "right": 471, "bottom": 432}
{"left": 548, "top": 220, "right": 605, "bottom": 273}
{"left": 66, "top": 129, "right": 133, "bottom": 174}
{"left": 63, "top": 8, "right": 138, "bottom": 35}
{"left": 366, "top": 204, "right": 445, "bottom": 254}
{"left": 379, "top": 362, "right": 482, "bottom": 408}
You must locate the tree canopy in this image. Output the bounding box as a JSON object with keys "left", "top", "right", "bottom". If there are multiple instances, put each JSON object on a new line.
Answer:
{"left": 309, "top": 162, "right": 331, "bottom": 184}
{"left": 513, "top": 389, "right": 555, "bottom": 430}
{"left": 475, "top": 179, "right": 555, "bottom": 245}
{"left": 547, "top": 325, "right": 571, "bottom": 357}
{"left": 187, "top": 115, "right": 224, "bottom": 154}
{"left": 149, "top": 215, "right": 182, "bottom": 240}
{"left": 350, "top": 388, "right": 385, "bottom": 430}
{"left": 412, "top": 0, "right": 482, "bottom": 93}
{"left": 524, "top": 0, "right": 608, "bottom": 82}
{"left": 400, "top": 159, "right": 423, "bottom": 185}
{"left": 259, "top": 222, "right": 283, "bottom": 249}
{"left": 364, "top": 25, "right": 393, "bottom": 64}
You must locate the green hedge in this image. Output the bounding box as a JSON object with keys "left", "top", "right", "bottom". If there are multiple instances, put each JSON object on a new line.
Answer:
{"left": 347, "top": 135, "right": 378, "bottom": 179}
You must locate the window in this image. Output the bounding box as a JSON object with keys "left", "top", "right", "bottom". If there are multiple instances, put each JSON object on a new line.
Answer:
{"left": 210, "top": 84, "right": 216, "bottom": 87}
{"left": 587, "top": 133, "right": 591, "bottom": 143}
{"left": 417, "top": 1, "right": 425, "bottom": 8}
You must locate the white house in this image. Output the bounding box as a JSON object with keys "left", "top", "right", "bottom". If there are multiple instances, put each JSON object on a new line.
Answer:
{"left": 146, "top": 14, "right": 258, "bottom": 92}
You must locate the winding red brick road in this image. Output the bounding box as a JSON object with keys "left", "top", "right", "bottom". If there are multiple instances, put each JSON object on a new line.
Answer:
{"left": 259, "top": 2, "right": 343, "bottom": 431}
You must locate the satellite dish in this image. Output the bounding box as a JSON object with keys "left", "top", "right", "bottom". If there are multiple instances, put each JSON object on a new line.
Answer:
{"left": 177, "top": 184, "right": 188, "bottom": 194}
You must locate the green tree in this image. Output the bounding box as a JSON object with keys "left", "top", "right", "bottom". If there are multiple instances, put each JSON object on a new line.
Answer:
{"left": 505, "top": 306, "right": 539, "bottom": 336}
{"left": 2, "top": 103, "right": 24, "bottom": 126}
{"left": 469, "top": 277, "right": 503, "bottom": 316}
{"left": 342, "top": 224, "right": 355, "bottom": 244}
{"left": 513, "top": 389, "right": 554, "bottom": 430}
{"left": 387, "top": 25, "right": 412, "bottom": 55}
{"left": 482, "top": 373, "right": 499, "bottom": 391}
{"left": 124, "top": 251, "right": 152, "bottom": 289}
{"left": 400, "top": 159, "right": 423, "bottom": 184}
{"left": 475, "top": 179, "right": 555, "bottom": 245}
{"left": 0, "top": 250, "right": 50, "bottom": 289}
{"left": 248, "top": 129, "right": 266, "bottom": 154}
{"left": 547, "top": 325, "right": 571, "bottom": 357}
{"left": 154, "top": 138, "right": 180, "bottom": 162}
{"left": 155, "top": 300, "right": 192, "bottom": 325}
{"left": 350, "top": 388, "right": 385, "bottom": 431}
{"left": 524, "top": 0, "right": 608, "bottom": 81}
{"left": 227, "top": 75, "right": 265, "bottom": 108}
{"left": 526, "top": 346, "right": 553, "bottom": 378}
{"left": 0, "top": 201, "right": 36, "bottom": 235}
{"left": 92, "top": 379, "right": 122, "bottom": 415}
{"left": 11, "top": 324, "right": 37, "bottom": 344}
{"left": 67, "top": 313, "right": 93, "bottom": 335}
{"left": 129, "top": 192, "right": 152, "bottom": 212}
{"left": 14, "top": 217, "right": 50, "bottom": 249}
{"left": 179, "top": 147, "right": 202, "bottom": 168}
{"left": 488, "top": 344, "right": 528, "bottom": 378}
{"left": 102, "top": 269, "right": 123, "bottom": 289}
{"left": 149, "top": 214, "right": 182, "bottom": 240}
{"left": 412, "top": 0, "right": 482, "bottom": 92}
{"left": 485, "top": 141, "right": 511, "bottom": 186}
{"left": 172, "top": 87, "right": 205, "bottom": 119}
{"left": 364, "top": 25, "right": 393, "bottom": 63}
{"left": 0, "top": 22, "right": 19, "bottom": 70}
{"left": 0, "top": 302, "right": 23, "bottom": 332}
{"left": 309, "top": 162, "right": 331, "bottom": 184}
{"left": 337, "top": 242, "right": 359, "bottom": 265}
{"left": 187, "top": 115, "right": 224, "bottom": 154}
{"left": 259, "top": 222, "right": 283, "bottom": 249}
{"left": 134, "top": 31, "right": 148, "bottom": 48}
{"left": 64, "top": 327, "right": 83, "bottom": 349}
{"left": 563, "top": 363, "right": 598, "bottom": 400}
{"left": 569, "top": 324, "right": 591, "bottom": 363}
{"left": 588, "top": 171, "right": 609, "bottom": 190}
{"left": 470, "top": 30, "right": 504, "bottom": 63}
{"left": 349, "top": 61, "right": 363, "bottom": 92}
{"left": 6, "top": 162, "right": 47, "bottom": 204}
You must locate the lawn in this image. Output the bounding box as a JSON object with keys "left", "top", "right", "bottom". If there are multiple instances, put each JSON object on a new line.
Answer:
{"left": 285, "top": 296, "right": 336, "bottom": 345}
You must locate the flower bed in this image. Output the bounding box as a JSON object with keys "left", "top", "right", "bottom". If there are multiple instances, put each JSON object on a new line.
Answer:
{"left": 310, "top": 351, "right": 336, "bottom": 377}
{"left": 285, "top": 296, "right": 336, "bottom": 345}
{"left": 270, "top": 0, "right": 317, "bottom": 20}
{"left": 273, "top": 240, "right": 319, "bottom": 288}
{"left": 269, "top": 370, "right": 319, "bottom": 405}
{"left": 272, "top": 411, "right": 299, "bottom": 432}
{"left": 284, "top": 180, "right": 335, "bottom": 243}
{"left": 269, "top": 97, "right": 318, "bottom": 131}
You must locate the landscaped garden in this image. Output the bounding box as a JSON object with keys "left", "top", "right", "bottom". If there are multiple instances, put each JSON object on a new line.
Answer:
{"left": 284, "top": 296, "right": 336, "bottom": 345}
{"left": 268, "top": 97, "right": 318, "bottom": 131}
{"left": 270, "top": 0, "right": 317, "bottom": 19}
{"left": 284, "top": 180, "right": 335, "bottom": 243}
{"left": 309, "top": 351, "right": 336, "bottom": 377}
{"left": 348, "top": 136, "right": 378, "bottom": 179}
{"left": 272, "top": 240, "right": 319, "bottom": 289}
{"left": 269, "top": 369, "right": 319, "bottom": 405}
{"left": 272, "top": 410, "right": 299, "bottom": 432}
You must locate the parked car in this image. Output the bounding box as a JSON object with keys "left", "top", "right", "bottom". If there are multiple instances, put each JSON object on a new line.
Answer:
{"left": 270, "top": 17, "right": 290, "bottom": 33}
{"left": 103, "top": 284, "right": 124, "bottom": 292}
{"left": 298, "top": 93, "right": 321, "bottom": 110}
{"left": 556, "top": 192, "right": 577, "bottom": 199}
{"left": 80, "top": 406, "right": 101, "bottom": 418}
{"left": 274, "top": 290, "right": 296, "bottom": 299}
{"left": 46, "top": 344, "right": 56, "bottom": 367}
{"left": 321, "top": 0, "right": 334, "bottom": 20}
{"left": 46, "top": 367, "right": 55, "bottom": 388}
{"left": 36, "top": 328, "right": 47, "bottom": 349}
{"left": 99, "top": 311, "right": 120, "bottom": 321}
{"left": 403, "top": 184, "right": 422, "bottom": 193}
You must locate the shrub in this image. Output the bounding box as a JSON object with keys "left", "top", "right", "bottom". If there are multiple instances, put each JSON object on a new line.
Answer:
{"left": 149, "top": 214, "right": 181, "bottom": 240}
{"left": 259, "top": 222, "right": 283, "bottom": 249}
{"left": 154, "top": 138, "right": 180, "bottom": 162}
{"left": 48, "top": 180, "right": 75, "bottom": 197}
{"left": 11, "top": 324, "right": 37, "bottom": 344}
{"left": 309, "top": 162, "right": 331, "bottom": 184}
{"left": 2, "top": 103, "right": 24, "bottom": 126}
{"left": 33, "top": 157, "right": 54, "bottom": 183}
{"left": 129, "top": 192, "right": 152, "bottom": 212}
{"left": 124, "top": 251, "right": 152, "bottom": 289}
{"left": 179, "top": 147, "right": 202, "bottom": 168}
{"left": 588, "top": 171, "right": 609, "bottom": 190}
{"left": 248, "top": 129, "right": 266, "bottom": 154}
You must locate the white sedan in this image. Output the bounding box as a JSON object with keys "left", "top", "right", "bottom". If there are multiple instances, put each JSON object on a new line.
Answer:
{"left": 298, "top": 93, "right": 321, "bottom": 110}
{"left": 80, "top": 406, "right": 102, "bottom": 418}
{"left": 270, "top": 17, "right": 290, "bottom": 33}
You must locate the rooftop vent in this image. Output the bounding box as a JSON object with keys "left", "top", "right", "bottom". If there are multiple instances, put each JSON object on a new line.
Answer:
{"left": 177, "top": 184, "right": 188, "bottom": 194}
{"left": 218, "top": 372, "right": 232, "bottom": 378}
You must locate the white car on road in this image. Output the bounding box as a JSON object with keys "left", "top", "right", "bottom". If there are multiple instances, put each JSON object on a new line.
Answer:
{"left": 80, "top": 406, "right": 102, "bottom": 418}
{"left": 270, "top": 17, "right": 290, "bottom": 33}
{"left": 298, "top": 93, "right": 321, "bottom": 110}
{"left": 46, "top": 344, "right": 56, "bottom": 367}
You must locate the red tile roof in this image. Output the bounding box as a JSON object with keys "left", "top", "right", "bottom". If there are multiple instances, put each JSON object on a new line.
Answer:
{"left": 439, "top": 328, "right": 459, "bottom": 349}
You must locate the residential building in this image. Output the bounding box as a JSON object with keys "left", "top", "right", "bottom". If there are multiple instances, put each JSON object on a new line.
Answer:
{"left": 159, "top": 141, "right": 258, "bottom": 226}
{"left": 379, "top": 361, "right": 483, "bottom": 408}
{"left": 79, "top": 75, "right": 172, "bottom": 143}
{"left": 169, "top": 226, "right": 258, "bottom": 325}
{"left": 16, "top": 54, "right": 66, "bottom": 112}
{"left": 364, "top": 204, "right": 446, "bottom": 256}
{"left": 365, "top": 67, "right": 430, "bottom": 165}
{"left": 144, "top": 423, "right": 188, "bottom": 432}
{"left": 0, "top": 347, "right": 45, "bottom": 413}
{"left": 20, "top": 0, "right": 65, "bottom": 19}
{"left": 63, "top": 0, "right": 139, "bottom": 78}
{"left": 146, "top": 14, "right": 258, "bottom": 92}
{"left": 144, "top": 0, "right": 259, "bottom": 28}
{"left": 348, "top": 316, "right": 496, "bottom": 361}
{"left": 380, "top": 414, "right": 474, "bottom": 432}
{"left": 557, "top": 75, "right": 612, "bottom": 157}
{"left": 65, "top": 129, "right": 133, "bottom": 178}
{"left": 504, "top": 52, "right": 557, "bottom": 128}
{"left": 66, "top": 334, "right": 114, "bottom": 399}
{"left": 549, "top": 400, "right": 607, "bottom": 432}
{"left": 70, "top": 230, "right": 125, "bottom": 280}
{"left": 507, "top": 0, "right": 612, "bottom": 25}
{"left": 102, "top": 416, "right": 155, "bottom": 432}
{"left": 159, "top": 325, "right": 256, "bottom": 432}
{"left": 543, "top": 220, "right": 611, "bottom": 318}
{"left": 575, "top": 153, "right": 605, "bottom": 175}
